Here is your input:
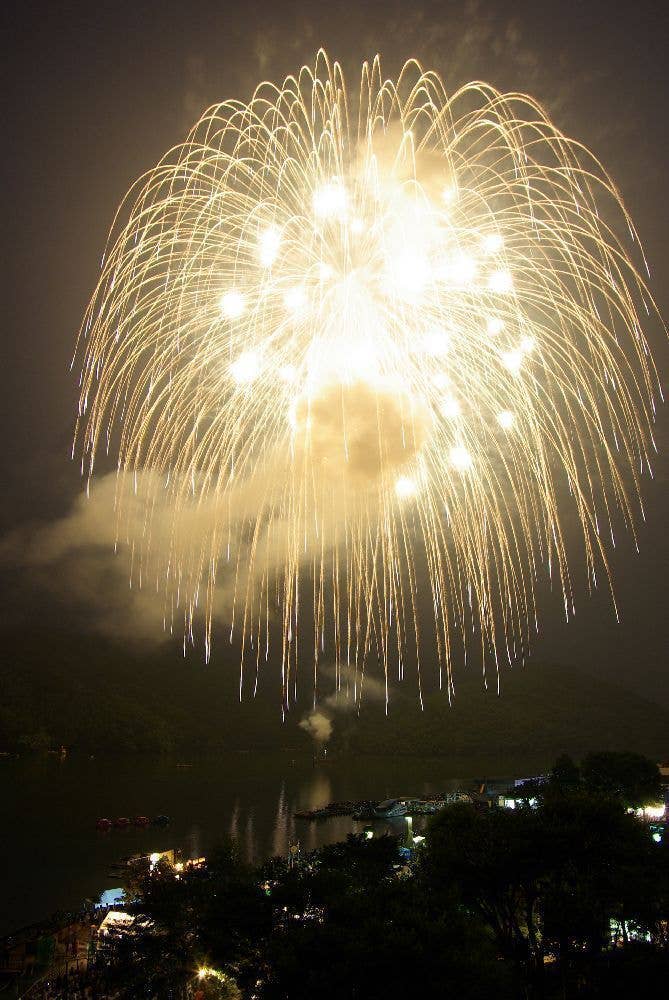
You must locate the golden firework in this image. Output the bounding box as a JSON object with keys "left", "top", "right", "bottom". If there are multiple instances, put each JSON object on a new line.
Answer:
{"left": 75, "top": 52, "right": 662, "bottom": 707}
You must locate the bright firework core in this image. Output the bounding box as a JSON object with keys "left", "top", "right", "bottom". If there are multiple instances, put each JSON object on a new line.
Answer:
{"left": 75, "top": 53, "right": 661, "bottom": 705}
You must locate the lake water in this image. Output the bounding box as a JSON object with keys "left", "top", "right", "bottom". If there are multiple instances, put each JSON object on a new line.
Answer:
{"left": 1, "top": 750, "right": 550, "bottom": 936}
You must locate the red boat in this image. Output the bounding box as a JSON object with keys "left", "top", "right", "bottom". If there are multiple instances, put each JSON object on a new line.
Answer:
{"left": 133, "top": 815, "right": 150, "bottom": 827}
{"left": 96, "top": 817, "right": 112, "bottom": 831}
{"left": 113, "top": 817, "right": 131, "bottom": 828}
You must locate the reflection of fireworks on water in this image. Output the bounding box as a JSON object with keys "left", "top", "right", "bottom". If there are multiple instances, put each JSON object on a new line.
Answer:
{"left": 75, "top": 52, "right": 662, "bottom": 706}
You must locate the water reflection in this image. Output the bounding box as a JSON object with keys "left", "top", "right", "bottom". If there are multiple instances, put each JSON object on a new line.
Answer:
{"left": 245, "top": 814, "right": 254, "bottom": 863}
{"left": 271, "top": 783, "right": 285, "bottom": 858}
{"left": 229, "top": 799, "right": 240, "bottom": 842}
{"left": 306, "top": 771, "right": 333, "bottom": 811}
{"left": 185, "top": 824, "right": 202, "bottom": 861}
{"left": 192, "top": 768, "right": 430, "bottom": 864}
{"left": 1, "top": 750, "right": 542, "bottom": 935}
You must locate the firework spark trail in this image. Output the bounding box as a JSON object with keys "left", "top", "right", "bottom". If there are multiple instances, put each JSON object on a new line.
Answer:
{"left": 75, "top": 52, "right": 662, "bottom": 708}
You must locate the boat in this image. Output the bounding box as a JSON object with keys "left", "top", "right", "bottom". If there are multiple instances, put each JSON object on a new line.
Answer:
{"left": 96, "top": 817, "right": 112, "bottom": 831}
{"left": 133, "top": 815, "right": 150, "bottom": 827}
{"left": 373, "top": 799, "right": 408, "bottom": 818}
{"left": 294, "top": 800, "right": 377, "bottom": 821}
{"left": 113, "top": 817, "right": 131, "bottom": 828}
{"left": 152, "top": 814, "right": 171, "bottom": 826}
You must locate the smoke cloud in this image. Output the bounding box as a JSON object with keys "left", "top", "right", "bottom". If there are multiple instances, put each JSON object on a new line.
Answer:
{"left": 0, "top": 470, "right": 267, "bottom": 645}
{"left": 292, "top": 379, "right": 429, "bottom": 487}
{"left": 299, "top": 665, "right": 388, "bottom": 745}
{"left": 298, "top": 711, "right": 333, "bottom": 744}
{"left": 2, "top": 365, "right": 433, "bottom": 647}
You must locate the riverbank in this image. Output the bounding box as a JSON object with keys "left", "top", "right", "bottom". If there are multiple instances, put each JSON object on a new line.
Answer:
{"left": 17, "top": 761, "right": 667, "bottom": 1000}
{"left": 4, "top": 751, "right": 524, "bottom": 937}
{"left": 5, "top": 749, "right": 667, "bottom": 934}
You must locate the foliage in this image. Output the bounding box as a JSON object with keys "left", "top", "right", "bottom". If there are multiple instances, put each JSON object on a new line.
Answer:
{"left": 550, "top": 752, "right": 581, "bottom": 789}
{"left": 116, "top": 843, "right": 270, "bottom": 998}
{"left": 538, "top": 794, "right": 654, "bottom": 958}
{"left": 99, "top": 833, "right": 513, "bottom": 998}
{"left": 581, "top": 750, "right": 662, "bottom": 807}
{"left": 265, "top": 875, "right": 512, "bottom": 1000}
{"left": 93, "top": 758, "right": 669, "bottom": 998}
{"left": 422, "top": 763, "right": 669, "bottom": 994}
{"left": 422, "top": 802, "right": 546, "bottom": 969}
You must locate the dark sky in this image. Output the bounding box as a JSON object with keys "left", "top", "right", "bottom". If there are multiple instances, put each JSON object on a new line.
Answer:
{"left": 2, "top": 0, "right": 668, "bottom": 704}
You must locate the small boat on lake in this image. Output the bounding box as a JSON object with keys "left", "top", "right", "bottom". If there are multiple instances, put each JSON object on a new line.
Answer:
{"left": 295, "top": 800, "right": 378, "bottom": 821}
{"left": 373, "top": 799, "right": 408, "bottom": 819}
{"left": 96, "top": 814, "right": 170, "bottom": 830}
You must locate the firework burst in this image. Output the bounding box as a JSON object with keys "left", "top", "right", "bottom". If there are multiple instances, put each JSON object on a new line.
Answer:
{"left": 75, "top": 52, "right": 662, "bottom": 707}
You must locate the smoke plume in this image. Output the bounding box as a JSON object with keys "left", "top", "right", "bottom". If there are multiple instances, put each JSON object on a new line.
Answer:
{"left": 298, "top": 711, "right": 333, "bottom": 743}
{"left": 298, "top": 665, "right": 388, "bottom": 745}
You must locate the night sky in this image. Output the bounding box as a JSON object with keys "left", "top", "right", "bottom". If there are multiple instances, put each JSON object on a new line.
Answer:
{"left": 2, "top": 0, "right": 668, "bottom": 706}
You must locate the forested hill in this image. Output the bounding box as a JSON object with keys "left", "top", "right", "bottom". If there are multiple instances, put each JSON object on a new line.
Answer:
{"left": 341, "top": 665, "right": 669, "bottom": 759}
{"left": 1, "top": 628, "right": 667, "bottom": 759}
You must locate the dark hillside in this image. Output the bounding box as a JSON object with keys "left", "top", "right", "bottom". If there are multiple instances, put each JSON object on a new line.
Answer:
{"left": 1, "top": 630, "right": 667, "bottom": 760}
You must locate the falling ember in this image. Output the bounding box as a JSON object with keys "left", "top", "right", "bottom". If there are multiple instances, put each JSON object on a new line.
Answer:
{"left": 230, "top": 351, "right": 260, "bottom": 385}
{"left": 259, "top": 227, "right": 281, "bottom": 267}
{"left": 395, "top": 476, "right": 418, "bottom": 499}
{"left": 482, "top": 233, "right": 504, "bottom": 255}
{"left": 488, "top": 269, "right": 513, "bottom": 294}
{"left": 449, "top": 445, "right": 473, "bottom": 471}
{"left": 497, "top": 410, "right": 516, "bottom": 431}
{"left": 220, "top": 290, "right": 245, "bottom": 319}
{"left": 74, "top": 52, "right": 663, "bottom": 706}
